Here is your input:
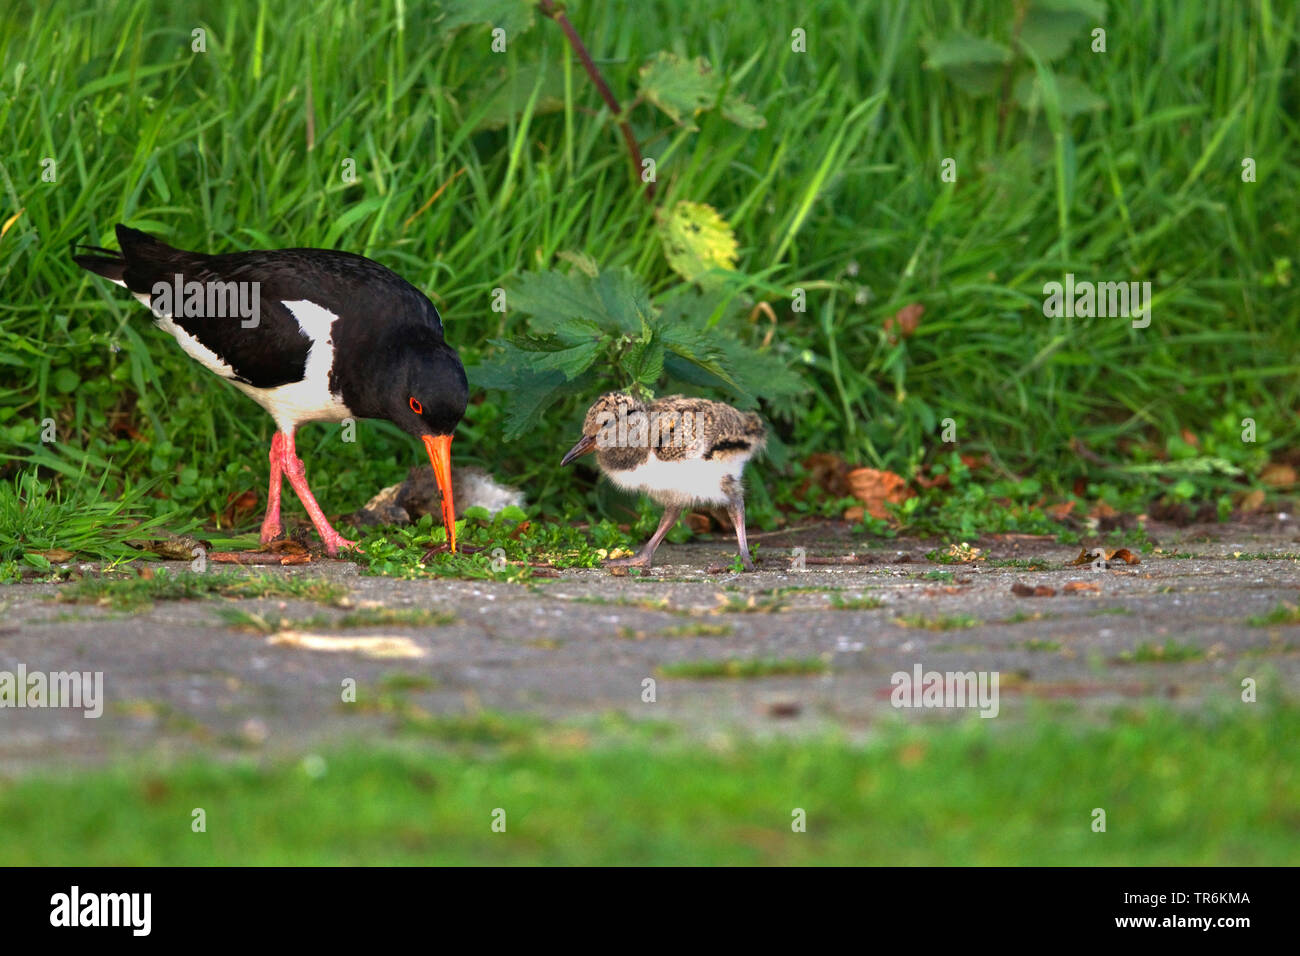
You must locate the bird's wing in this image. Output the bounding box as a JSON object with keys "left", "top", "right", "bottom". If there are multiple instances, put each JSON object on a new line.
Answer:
{"left": 650, "top": 398, "right": 766, "bottom": 462}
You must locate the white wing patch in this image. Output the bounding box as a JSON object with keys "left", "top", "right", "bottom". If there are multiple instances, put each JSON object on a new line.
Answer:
{"left": 129, "top": 288, "right": 353, "bottom": 431}
{"left": 129, "top": 284, "right": 240, "bottom": 381}
{"left": 245, "top": 299, "right": 352, "bottom": 431}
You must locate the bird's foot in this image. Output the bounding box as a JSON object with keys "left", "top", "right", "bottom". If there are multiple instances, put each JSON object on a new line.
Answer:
{"left": 321, "top": 532, "right": 362, "bottom": 558}
{"left": 604, "top": 553, "right": 652, "bottom": 569}
{"left": 258, "top": 521, "right": 283, "bottom": 548}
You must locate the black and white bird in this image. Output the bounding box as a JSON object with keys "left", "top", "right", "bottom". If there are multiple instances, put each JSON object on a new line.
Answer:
{"left": 74, "top": 224, "right": 468, "bottom": 556}
{"left": 561, "top": 392, "right": 767, "bottom": 570}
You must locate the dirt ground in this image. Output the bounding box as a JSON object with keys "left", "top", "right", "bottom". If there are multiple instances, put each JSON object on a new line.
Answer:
{"left": 2, "top": 519, "right": 1298, "bottom": 771}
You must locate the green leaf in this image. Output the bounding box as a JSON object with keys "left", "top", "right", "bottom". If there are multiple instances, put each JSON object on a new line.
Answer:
{"left": 639, "top": 52, "right": 764, "bottom": 129}
{"left": 655, "top": 201, "right": 739, "bottom": 286}
{"left": 507, "top": 268, "right": 652, "bottom": 337}
{"left": 640, "top": 52, "right": 717, "bottom": 127}
{"left": 923, "top": 32, "right": 1012, "bottom": 96}
{"left": 52, "top": 368, "right": 80, "bottom": 393}
{"left": 440, "top": 0, "right": 535, "bottom": 36}
{"left": 1013, "top": 71, "right": 1107, "bottom": 116}
{"left": 622, "top": 337, "right": 665, "bottom": 389}
{"left": 923, "top": 32, "right": 1013, "bottom": 69}
{"left": 466, "top": 62, "right": 567, "bottom": 131}
{"left": 471, "top": 343, "right": 589, "bottom": 439}
{"left": 1020, "top": 8, "right": 1091, "bottom": 62}
{"left": 1033, "top": 0, "right": 1106, "bottom": 18}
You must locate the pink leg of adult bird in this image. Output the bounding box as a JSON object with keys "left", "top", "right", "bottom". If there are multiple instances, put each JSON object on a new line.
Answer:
{"left": 259, "top": 431, "right": 285, "bottom": 546}
{"left": 277, "top": 428, "right": 359, "bottom": 556}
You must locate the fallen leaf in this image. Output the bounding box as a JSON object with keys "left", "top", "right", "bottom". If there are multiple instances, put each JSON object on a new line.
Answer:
{"left": 846, "top": 467, "right": 912, "bottom": 519}
{"left": 268, "top": 538, "right": 309, "bottom": 555}
{"left": 37, "top": 549, "right": 74, "bottom": 562}
{"left": 267, "top": 632, "right": 425, "bottom": 659}
{"left": 1262, "top": 463, "right": 1297, "bottom": 487}
{"left": 1063, "top": 581, "right": 1101, "bottom": 593}
{"left": 685, "top": 512, "right": 713, "bottom": 534}
{"left": 1070, "top": 547, "right": 1140, "bottom": 568}
{"left": 143, "top": 535, "right": 203, "bottom": 561}
{"left": 765, "top": 700, "right": 802, "bottom": 719}
{"left": 843, "top": 505, "right": 865, "bottom": 523}
{"left": 797, "top": 452, "right": 851, "bottom": 499}
{"left": 220, "top": 489, "right": 260, "bottom": 526}
{"left": 1011, "top": 582, "right": 1056, "bottom": 597}
{"left": 1046, "top": 500, "right": 1076, "bottom": 521}
{"left": 883, "top": 303, "right": 924, "bottom": 343}
{"left": 1237, "top": 488, "right": 1267, "bottom": 513}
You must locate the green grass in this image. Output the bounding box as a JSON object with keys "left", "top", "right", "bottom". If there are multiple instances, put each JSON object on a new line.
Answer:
{"left": 55, "top": 568, "right": 348, "bottom": 610}
{"left": 896, "top": 613, "right": 980, "bottom": 631}
{"left": 830, "top": 594, "right": 885, "bottom": 610}
{"left": 1115, "top": 641, "right": 1206, "bottom": 664}
{"left": 655, "top": 657, "right": 829, "bottom": 679}
{"left": 1, "top": 703, "right": 1296, "bottom": 864}
{"left": 1, "top": 0, "right": 1296, "bottom": 556}
{"left": 1248, "top": 603, "right": 1300, "bottom": 627}
{"left": 658, "top": 622, "right": 734, "bottom": 638}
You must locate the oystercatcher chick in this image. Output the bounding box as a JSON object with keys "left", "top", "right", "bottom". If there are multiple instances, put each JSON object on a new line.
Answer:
{"left": 561, "top": 393, "right": 766, "bottom": 570}
{"left": 74, "top": 225, "right": 467, "bottom": 556}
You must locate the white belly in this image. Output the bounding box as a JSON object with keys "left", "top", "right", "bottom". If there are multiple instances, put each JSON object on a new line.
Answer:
{"left": 609, "top": 454, "right": 748, "bottom": 505}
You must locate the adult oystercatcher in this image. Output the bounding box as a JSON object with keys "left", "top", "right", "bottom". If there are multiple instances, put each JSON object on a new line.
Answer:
{"left": 561, "top": 392, "right": 766, "bottom": 570}
{"left": 74, "top": 224, "right": 468, "bottom": 556}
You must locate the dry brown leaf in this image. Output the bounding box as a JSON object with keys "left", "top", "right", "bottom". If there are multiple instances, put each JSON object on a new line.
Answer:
{"left": 1046, "top": 500, "right": 1076, "bottom": 521}
{"left": 1261, "top": 463, "right": 1297, "bottom": 487}
{"left": 883, "top": 303, "right": 924, "bottom": 343}
{"left": 846, "top": 467, "right": 911, "bottom": 519}
{"left": 685, "top": 512, "right": 713, "bottom": 534}
{"left": 1012, "top": 582, "right": 1056, "bottom": 597}
{"left": 1063, "top": 581, "right": 1101, "bottom": 593}
{"left": 1237, "top": 488, "right": 1267, "bottom": 513}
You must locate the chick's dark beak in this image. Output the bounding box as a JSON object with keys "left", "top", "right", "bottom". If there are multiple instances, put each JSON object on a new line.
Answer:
{"left": 421, "top": 434, "right": 457, "bottom": 552}
{"left": 560, "top": 433, "right": 597, "bottom": 467}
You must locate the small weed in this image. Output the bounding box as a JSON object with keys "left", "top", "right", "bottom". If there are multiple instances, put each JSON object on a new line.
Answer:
{"left": 895, "top": 614, "right": 979, "bottom": 631}
{"left": 1115, "top": 642, "right": 1206, "bottom": 664}
{"left": 56, "top": 569, "right": 348, "bottom": 611}
{"left": 1247, "top": 603, "right": 1300, "bottom": 627}
{"left": 656, "top": 657, "right": 829, "bottom": 679}
{"left": 659, "top": 623, "right": 734, "bottom": 638}
{"left": 1024, "top": 639, "right": 1062, "bottom": 652}
{"left": 830, "top": 594, "right": 885, "bottom": 610}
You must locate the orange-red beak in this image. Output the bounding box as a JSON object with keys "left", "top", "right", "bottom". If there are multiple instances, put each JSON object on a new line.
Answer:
{"left": 421, "top": 434, "right": 457, "bottom": 553}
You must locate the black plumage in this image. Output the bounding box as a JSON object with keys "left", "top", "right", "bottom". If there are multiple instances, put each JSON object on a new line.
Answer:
{"left": 74, "top": 224, "right": 468, "bottom": 555}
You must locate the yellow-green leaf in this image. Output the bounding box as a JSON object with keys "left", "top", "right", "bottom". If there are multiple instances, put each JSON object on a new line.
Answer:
{"left": 656, "top": 201, "right": 739, "bottom": 285}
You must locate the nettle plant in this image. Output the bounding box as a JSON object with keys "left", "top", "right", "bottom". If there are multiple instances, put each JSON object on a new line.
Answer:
{"left": 449, "top": 0, "right": 801, "bottom": 437}
{"left": 922, "top": 0, "right": 1108, "bottom": 121}
{"left": 473, "top": 268, "right": 803, "bottom": 440}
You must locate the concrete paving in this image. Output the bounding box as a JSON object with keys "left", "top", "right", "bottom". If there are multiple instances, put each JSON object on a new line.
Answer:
{"left": 2, "top": 520, "right": 1298, "bottom": 771}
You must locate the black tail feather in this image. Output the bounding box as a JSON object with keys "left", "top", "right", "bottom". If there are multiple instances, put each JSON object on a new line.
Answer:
{"left": 71, "top": 239, "right": 127, "bottom": 282}
{"left": 72, "top": 224, "right": 177, "bottom": 283}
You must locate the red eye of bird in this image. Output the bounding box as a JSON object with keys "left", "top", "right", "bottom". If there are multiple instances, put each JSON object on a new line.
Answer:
{"left": 409, "top": 397, "right": 423, "bottom": 414}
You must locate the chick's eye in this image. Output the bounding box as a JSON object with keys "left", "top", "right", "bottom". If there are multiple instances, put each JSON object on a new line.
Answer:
{"left": 409, "top": 397, "right": 423, "bottom": 414}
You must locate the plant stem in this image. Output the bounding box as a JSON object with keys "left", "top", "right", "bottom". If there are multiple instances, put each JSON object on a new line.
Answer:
{"left": 538, "top": 0, "right": 655, "bottom": 200}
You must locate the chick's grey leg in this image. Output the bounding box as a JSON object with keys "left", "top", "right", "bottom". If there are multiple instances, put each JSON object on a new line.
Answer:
{"left": 726, "top": 496, "right": 755, "bottom": 571}
{"left": 605, "top": 505, "right": 684, "bottom": 569}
